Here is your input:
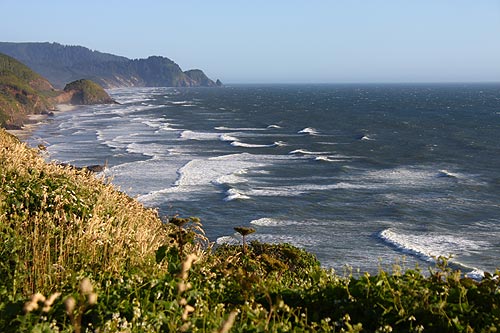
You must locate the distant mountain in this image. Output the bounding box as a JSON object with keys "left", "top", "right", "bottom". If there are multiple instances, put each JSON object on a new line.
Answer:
{"left": 0, "top": 42, "right": 221, "bottom": 89}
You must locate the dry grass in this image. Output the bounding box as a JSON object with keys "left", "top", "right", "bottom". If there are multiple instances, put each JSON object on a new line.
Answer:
{"left": 0, "top": 128, "right": 172, "bottom": 294}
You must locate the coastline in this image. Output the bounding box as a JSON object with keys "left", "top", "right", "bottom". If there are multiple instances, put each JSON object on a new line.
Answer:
{"left": 5, "top": 104, "right": 77, "bottom": 142}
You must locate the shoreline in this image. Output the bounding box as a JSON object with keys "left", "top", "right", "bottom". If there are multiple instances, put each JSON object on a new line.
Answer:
{"left": 5, "top": 104, "right": 78, "bottom": 142}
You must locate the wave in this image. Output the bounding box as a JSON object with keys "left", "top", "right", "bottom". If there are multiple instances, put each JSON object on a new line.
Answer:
{"left": 224, "top": 189, "right": 251, "bottom": 201}
{"left": 245, "top": 182, "right": 375, "bottom": 197}
{"left": 169, "top": 100, "right": 194, "bottom": 105}
{"left": 220, "top": 132, "right": 286, "bottom": 148}
{"left": 179, "top": 130, "right": 221, "bottom": 141}
{"left": 315, "top": 156, "right": 344, "bottom": 162}
{"left": 361, "top": 135, "right": 374, "bottom": 141}
{"left": 289, "top": 149, "right": 329, "bottom": 155}
{"left": 215, "top": 126, "right": 267, "bottom": 131}
{"left": 298, "top": 127, "right": 319, "bottom": 135}
{"left": 378, "top": 228, "right": 487, "bottom": 278}
{"left": 437, "top": 169, "right": 460, "bottom": 178}
{"left": 220, "top": 133, "right": 239, "bottom": 142}
{"left": 250, "top": 217, "right": 301, "bottom": 227}
{"left": 126, "top": 142, "right": 167, "bottom": 158}
{"left": 267, "top": 124, "right": 282, "bottom": 129}
{"left": 231, "top": 141, "right": 285, "bottom": 148}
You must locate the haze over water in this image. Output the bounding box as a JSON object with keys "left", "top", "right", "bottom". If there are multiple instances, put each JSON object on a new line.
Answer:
{"left": 29, "top": 84, "right": 500, "bottom": 277}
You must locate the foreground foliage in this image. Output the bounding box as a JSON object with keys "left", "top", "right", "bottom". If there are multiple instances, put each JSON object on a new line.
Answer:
{"left": 1, "top": 128, "right": 499, "bottom": 332}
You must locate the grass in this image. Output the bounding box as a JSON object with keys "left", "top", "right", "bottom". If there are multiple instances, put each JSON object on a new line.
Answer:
{"left": 1, "top": 128, "right": 500, "bottom": 332}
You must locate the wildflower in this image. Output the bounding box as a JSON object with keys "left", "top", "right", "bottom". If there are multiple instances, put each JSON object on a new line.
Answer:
{"left": 24, "top": 293, "right": 46, "bottom": 313}
{"left": 177, "top": 281, "right": 192, "bottom": 294}
{"left": 87, "top": 292, "right": 98, "bottom": 305}
{"left": 218, "top": 311, "right": 238, "bottom": 333}
{"left": 65, "top": 296, "right": 76, "bottom": 315}
{"left": 80, "top": 277, "right": 93, "bottom": 295}
{"left": 179, "top": 253, "right": 198, "bottom": 280}
{"left": 42, "top": 292, "right": 62, "bottom": 312}
{"left": 182, "top": 304, "right": 195, "bottom": 321}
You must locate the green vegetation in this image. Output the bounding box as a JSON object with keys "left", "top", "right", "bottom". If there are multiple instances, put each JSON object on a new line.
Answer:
{"left": 63, "top": 79, "right": 115, "bottom": 105}
{"left": 1, "top": 128, "right": 500, "bottom": 332}
{"left": 0, "top": 53, "right": 55, "bottom": 127}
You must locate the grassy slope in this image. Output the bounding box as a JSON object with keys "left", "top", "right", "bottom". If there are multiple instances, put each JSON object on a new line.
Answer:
{"left": 0, "top": 53, "right": 55, "bottom": 126}
{"left": 1, "top": 129, "right": 499, "bottom": 332}
{"left": 63, "top": 79, "right": 114, "bottom": 104}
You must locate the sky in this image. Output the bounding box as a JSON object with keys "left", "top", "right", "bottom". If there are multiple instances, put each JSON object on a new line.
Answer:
{"left": 2, "top": 0, "right": 500, "bottom": 83}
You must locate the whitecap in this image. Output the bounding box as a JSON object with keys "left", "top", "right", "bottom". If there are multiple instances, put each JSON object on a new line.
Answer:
{"left": 179, "top": 130, "right": 220, "bottom": 141}
{"left": 315, "top": 156, "right": 342, "bottom": 162}
{"left": 219, "top": 134, "right": 239, "bottom": 142}
{"left": 289, "top": 149, "right": 329, "bottom": 155}
{"left": 298, "top": 127, "right": 319, "bottom": 135}
{"left": 267, "top": 124, "right": 282, "bottom": 129}
{"left": 216, "top": 236, "right": 240, "bottom": 245}
{"left": 231, "top": 141, "right": 278, "bottom": 148}
{"left": 215, "top": 126, "right": 267, "bottom": 131}
{"left": 437, "top": 169, "right": 459, "bottom": 178}
{"left": 169, "top": 100, "right": 193, "bottom": 105}
{"left": 378, "top": 228, "right": 489, "bottom": 263}
{"left": 224, "top": 189, "right": 251, "bottom": 202}
{"left": 250, "top": 218, "right": 300, "bottom": 227}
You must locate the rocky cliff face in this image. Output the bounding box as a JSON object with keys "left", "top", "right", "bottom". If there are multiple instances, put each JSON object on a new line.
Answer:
{"left": 0, "top": 42, "right": 221, "bottom": 89}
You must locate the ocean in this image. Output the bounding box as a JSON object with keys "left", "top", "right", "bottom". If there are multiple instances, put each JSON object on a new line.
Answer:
{"left": 27, "top": 84, "right": 500, "bottom": 277}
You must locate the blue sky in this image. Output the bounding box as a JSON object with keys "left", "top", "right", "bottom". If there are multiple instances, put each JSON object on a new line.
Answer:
{"left": 2, "top": 0, "right": 500, "bottom": 83}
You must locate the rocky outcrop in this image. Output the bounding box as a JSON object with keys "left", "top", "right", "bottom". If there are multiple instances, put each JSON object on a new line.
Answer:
{"left": 57, "top": 79, "right": 116, "bottom": 105}
{"left": 184, "top": 69, "right": 218, "bottom": 87}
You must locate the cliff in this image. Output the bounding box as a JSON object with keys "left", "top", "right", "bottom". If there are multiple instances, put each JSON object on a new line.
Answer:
{"left": 0, "top": 53, "right": 56, "bottom": 128}
{"left": 0, "top": 42, "right": 221, "bottom": 89}
{"left": 0, "top": 53, "right": 115, "bottom": 128}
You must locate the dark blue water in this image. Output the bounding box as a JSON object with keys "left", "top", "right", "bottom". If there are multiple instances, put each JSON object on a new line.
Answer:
{"left": 28, "top": 84, "right": 500, "bottom": 277}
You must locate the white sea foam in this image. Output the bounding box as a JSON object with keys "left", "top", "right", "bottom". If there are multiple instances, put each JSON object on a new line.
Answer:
{"left": 437, "top": 169, "right": 460, "bottom": 178}
{"left": 169, "top": 100, "right": 193, "bottom": 105}
{"left": 378, "top": 228, "right": 489, "bottom": 262}
{"left": 245, "top": 182, "right": 374, "bottom": 198}
{"left": 289, "top": 149, "right": 329, "bottom": 155}
{"left": 231, "top": 141, "right": 280, "bottom": 148}
{"left": 365, "top": 166, "right": 484, "bottom": 188}
{"left": 138, "top": 154, "right": 265, "bottom": 203}
{"left": 267, "top": 124, "right": 282, "bottom": 129}
{"left": 179, "top": 130, "right": 221, "bottom": 140}
{"left": 250, "top": 218, "right": 301, "bottom": 227}
{"left": 220, "top": 133, "right": 239, "bottom": 142}
{"left": 126, "top": 142, "right": 169, "bottom": 158}
{"left": 214, "top": 171, "right": 248, "bottom": 185}
{"left": 216, "top": 236, "right": 240, "bottom": 245}
{"left": 315, "top": 156, "right": 343, "bottom": 162}
{"left": 215, "top": 126, "right": 267, "bottom": 131}
{"left": 298, "top": 127, "right": 319, "bottom": 135}
{"left": 224, "top": 189, "right": 251, "bottom": 201}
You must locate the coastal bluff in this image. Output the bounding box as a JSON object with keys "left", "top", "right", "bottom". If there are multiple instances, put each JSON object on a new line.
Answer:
{"left": 0, "top": 52, "right": 115, "bottom": 128}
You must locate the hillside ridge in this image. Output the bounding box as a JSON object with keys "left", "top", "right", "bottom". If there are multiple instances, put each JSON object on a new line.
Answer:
{"left": 0, "top": 42, "right": 221, "bottom": 88}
